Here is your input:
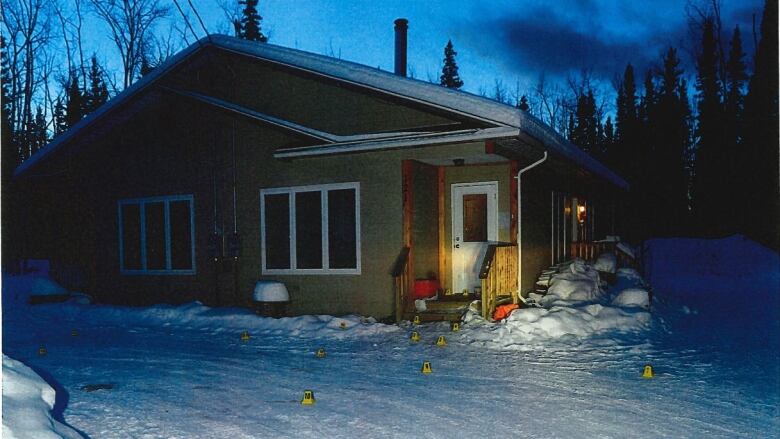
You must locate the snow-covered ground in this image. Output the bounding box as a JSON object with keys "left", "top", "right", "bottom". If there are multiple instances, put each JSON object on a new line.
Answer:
{"left": 2, "top": 235, "right": 779, "bottom": 438}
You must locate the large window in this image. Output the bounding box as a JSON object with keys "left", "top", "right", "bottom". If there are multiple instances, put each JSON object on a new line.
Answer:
{"left": 551, "top": 191, "right": 571, "bottom": 265}
{"left": 260, "top": 183, "right": 360, "bottom": 275}
{"left": 118, "top": 195, "right": 195, "bottom": 275}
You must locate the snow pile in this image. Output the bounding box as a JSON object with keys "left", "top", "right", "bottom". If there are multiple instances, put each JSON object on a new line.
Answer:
{"left": 644, "top": 235, "right": 779, "bottom": 323}
{"left": 544, "top": 259, "right": 603, "bottom": 303}
{"left": 2, "top": 355, "right": 82, "bottom": 439}
{"left": 612, "top": 288, "right": 650, "bottom": 308}
{"left": 2, "top": 275, "right": 398, "bottom": 340}
{"left": 461, "top": 262, "right": 652, "bottom": 348}
{"left": 2, "top": 275, "right": 67, "bottom": 303}
{"left": 593, "top": 252, "right": 617, "bottom": 273}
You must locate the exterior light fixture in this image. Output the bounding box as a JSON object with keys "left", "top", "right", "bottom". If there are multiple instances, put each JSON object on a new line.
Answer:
{"left": 577, "top": 204, "right": 587, "bottom": 224}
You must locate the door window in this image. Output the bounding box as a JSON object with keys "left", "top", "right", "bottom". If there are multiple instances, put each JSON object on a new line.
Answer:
{"left": 462, "top": 194, "right": 487, "bottom": 242}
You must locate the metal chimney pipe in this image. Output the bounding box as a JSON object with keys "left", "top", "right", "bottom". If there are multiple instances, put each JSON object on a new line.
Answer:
{"left": 394, "top": 18, "right": 408, "bottom": 76}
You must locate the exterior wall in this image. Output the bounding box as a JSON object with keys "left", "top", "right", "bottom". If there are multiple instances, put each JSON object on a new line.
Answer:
{"left": 172, "top": 50, "right": 458, "bottom": 137}
{"left": 410, "top": 161, "right": 439, "bottom": 280}
{"left": 15, "top": 50, "right": 628, "bottom": 319}
{"left": 519, "top": 168, "right": 554, "bottom": 296}
{"left": 24, "top": 92, "right": 490, "bottom": 320}
{"left": 244, "top": 139, "right": 489, "bottom": 318}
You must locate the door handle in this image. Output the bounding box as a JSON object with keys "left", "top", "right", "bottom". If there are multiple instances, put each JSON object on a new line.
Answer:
{"left": 454, "top": 244, "right": 460, "bottom": 249}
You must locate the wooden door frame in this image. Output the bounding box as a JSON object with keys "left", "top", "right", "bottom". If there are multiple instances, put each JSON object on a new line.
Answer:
{"left": 450, "top": 181, "right": 499, "bottom": 295}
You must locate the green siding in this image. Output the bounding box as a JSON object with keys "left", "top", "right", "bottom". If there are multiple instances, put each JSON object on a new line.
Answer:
{"left": 171, "top": 50, "right": 457, "bottom": 137}
{"left": 520, "top": 169, "right": 553, "bottom": 296}
{"left": 411, "top": 162, "right": 439, "bottom": 280}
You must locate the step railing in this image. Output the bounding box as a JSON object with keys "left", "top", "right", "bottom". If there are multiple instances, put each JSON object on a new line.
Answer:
{"left": 478, "top": 243, "right": 518, "bottom": 320}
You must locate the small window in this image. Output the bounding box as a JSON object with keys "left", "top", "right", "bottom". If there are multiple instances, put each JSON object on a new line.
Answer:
{"left": 118, "top": 195, "right": 195, "bottom": 275}
{"left": 462, "top": 193, "right": 488, "bottom": 242}
{"left": 260, "top": 183, "right": 360, "bottom": 275}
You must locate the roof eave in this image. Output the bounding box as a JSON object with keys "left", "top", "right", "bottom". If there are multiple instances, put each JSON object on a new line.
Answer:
{"left": 274, "top": 127, "right": 521, "bottom": 159}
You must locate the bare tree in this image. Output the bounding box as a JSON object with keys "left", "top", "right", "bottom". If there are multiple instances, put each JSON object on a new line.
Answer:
{"left": 492, "top": 78, "right": 509, "bottom": 104}
{"left": 531, "top": 73, "right": 570, "bottom": 134}
{"left": 2, "top": 0, "right": 52, "bottom": 157}
{"left": 89, "top": 0, "right": 169, "bottom": 89}
{"left": 216, "top": 0, "right": 240, "bottom": 36}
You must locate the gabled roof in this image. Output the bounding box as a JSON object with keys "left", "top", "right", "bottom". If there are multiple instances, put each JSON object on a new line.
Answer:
{"left": 15, "top": 34, "right": 628, "bottom": 190}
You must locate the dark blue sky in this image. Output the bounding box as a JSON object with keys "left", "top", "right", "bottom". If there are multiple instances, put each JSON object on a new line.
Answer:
{"left": 88, "top": 1, "right": 764, "bottom": 99}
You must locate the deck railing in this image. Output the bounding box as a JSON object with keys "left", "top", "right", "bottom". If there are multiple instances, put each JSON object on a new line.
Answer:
{"left": 570, "top": 240, "right": 638, "bottom": 269}
{"left": 570, "top": 241, "right": 615, "bottom": 261}
{"left": 479, "top": 243, "right": 518, "bottom": 320}
{"left": 391, "top": 246, "right": 411, "bottom": 322}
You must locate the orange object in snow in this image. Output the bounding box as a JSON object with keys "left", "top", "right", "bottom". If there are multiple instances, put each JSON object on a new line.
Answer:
{"left": 492, "top": 304, "right": 520, "bottom": 321}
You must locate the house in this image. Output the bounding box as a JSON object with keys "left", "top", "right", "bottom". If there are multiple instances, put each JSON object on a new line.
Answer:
{"left": 11, "top": 21, "right": 628, "bottom": 321}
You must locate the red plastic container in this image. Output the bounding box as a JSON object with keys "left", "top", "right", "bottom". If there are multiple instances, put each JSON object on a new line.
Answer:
{"left": 413, "top": 279, "right": 440, "bottom": 299}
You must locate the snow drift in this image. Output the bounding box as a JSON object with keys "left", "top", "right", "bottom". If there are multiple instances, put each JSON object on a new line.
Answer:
{"left": 2, "top": 355, "right": 82, "bottom": 439}
{"left": 644, "top": 235, "right": 779, "bottom": 326}
{"left": 462, "top": 258, "right": 653, "bottom": 348}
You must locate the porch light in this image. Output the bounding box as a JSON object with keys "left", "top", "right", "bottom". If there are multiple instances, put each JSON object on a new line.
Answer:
{"left": 577, "top": 204, "right": 587, "bottom": 224}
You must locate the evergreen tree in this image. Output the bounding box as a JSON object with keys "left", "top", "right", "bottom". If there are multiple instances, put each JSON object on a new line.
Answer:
{"left": 571, "top": 89, "right": 599, "bottom": 156}
{"left": 517, "top": 95, "right": 530, "bottom": 112}
{"left": 615, "top": 63, "right": 639, "bottom": 182}
{"left": 439, "top": 40, "right": 464, "bottom": 89}
{"left": 52, "top": 97, "right": 67, "bottom": 136}
{"left": 721, "top": 26, "right": 748, "bottom": 232}
{"left": 1, "top": 34, "right": 20, "bottom": 266}
{"left": 602, "top": 116, "right": 615, "bottom": 165}
{"left": 692, "top": 17, "right": 725, "bottom": 233}
{"left": 741, "top": 0, "right": 779, "bottom": 247}
{"left": 654, "top": 47, "right": 692, "bottom": 235}
{"left": 18, "top": 107, "right": 33, "bottom": 160}
{"left": 30, "top": 105, "right": 48, "bottom": 155}
{"left": 84, "top": 55, "right": 109, "bottom": 115}
{"left": 724, "top": 27, "right": 747, "bottom": 120}
{"left": 65, "top": 73, "right": 85, "bottom": 128}
{"left": 1, "top": 35, "right": 18, "bottom": 176}
{"left": 139, "top": 53, "right": 155, "bottom": 77}
{"left": 238, "top": 0, "right": 268, "bottom": 42}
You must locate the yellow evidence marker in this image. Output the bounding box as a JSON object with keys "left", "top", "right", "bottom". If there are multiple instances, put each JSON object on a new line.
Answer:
{"left": 301, "top": 390, "right": 316, "bottom": 405}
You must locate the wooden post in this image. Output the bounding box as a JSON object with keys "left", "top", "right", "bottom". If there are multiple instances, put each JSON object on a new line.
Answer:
{"left": 402, "top": 160, "right": 414, "bottom": 314}
{"left": 509, "top": 160, "right": 519, "bottom": 244}
{"left": 437, "top": 166, "right": 446, "bottom": 290}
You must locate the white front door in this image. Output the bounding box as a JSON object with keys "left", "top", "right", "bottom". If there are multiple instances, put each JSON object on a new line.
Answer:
{"left": 451, "top": 182, "right": 498, "bottom": 295}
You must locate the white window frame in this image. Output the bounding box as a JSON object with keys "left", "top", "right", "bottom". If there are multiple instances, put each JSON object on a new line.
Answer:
{"left": 118, "top": 194, "right": 196, "bottom": 275}
{"left": 260, "top": 182, "right": 361, "bottom": 275}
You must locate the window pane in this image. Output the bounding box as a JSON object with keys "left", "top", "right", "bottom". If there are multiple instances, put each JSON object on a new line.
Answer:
{"left": 295, "top": 191, "right": 322, "bottom": 269}
{"left": 145, "top": 202, "right": 166, "bottom": 270}
{"left": 462, "top": 194, "right": 487, "bottom": 242}
{"left": 170, "top": 200, "right": 193, "bottom": 270}
{"left": 264, "top": 194, "right": 290, "bottom": 269}
{"left": 328, "top": 189, "right": 357, "bottom": 269}
{"left": 121, "top": 204, "right": 142, "bottom": 270}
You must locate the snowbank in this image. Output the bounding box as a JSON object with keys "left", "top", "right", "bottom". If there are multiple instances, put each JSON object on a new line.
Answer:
{"left": 644, "top": 235, "right": 779, "bottom": 323}
{"left": 2, "top": 275, "right": 67, "bottom": 303}
{"left": 544, "top": 259, "right": 602, "bottom": 303}
{"left": 593, "top": 252, "right": 617, "bottom": 273}
{"left": 461, "top": 261, "right": 652, "bottom": 348}
{"left": 2, "top": 275, "right": 399, "bottom": 340}
{"left": 2, "top": 355, "right": 82, "bottom": 439}
{"left": 612, "top": 288, "right": 650, "bottom": 308}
